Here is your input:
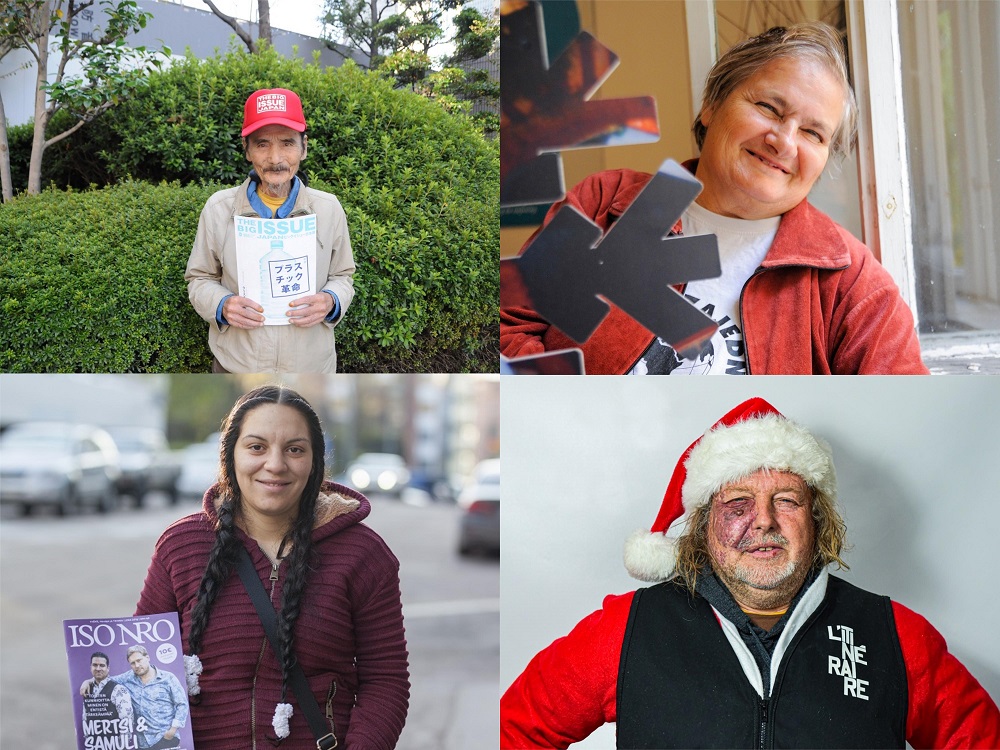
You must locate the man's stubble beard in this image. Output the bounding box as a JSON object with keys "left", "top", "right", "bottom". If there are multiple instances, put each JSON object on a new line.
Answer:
{"left": 261, "top": 172, "right": 291, "bottom": 198}
{"left": 734, "top": 557, "right": 798, "bottom": 590}
{"left": 724, "top": 557, "right": 809, "bottom": 610}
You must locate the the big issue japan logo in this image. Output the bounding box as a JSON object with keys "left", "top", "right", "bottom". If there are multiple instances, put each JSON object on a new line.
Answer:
{"left": 827, "top": 624, "right": 870, "bottom": 700}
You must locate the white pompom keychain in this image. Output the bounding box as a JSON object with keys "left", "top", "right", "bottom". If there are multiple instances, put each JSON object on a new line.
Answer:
{"left": 183, "top": 654, "right": 203, "bottom": 697}
{"left": 272, "top": 702, "right": 294, "bottom": 739}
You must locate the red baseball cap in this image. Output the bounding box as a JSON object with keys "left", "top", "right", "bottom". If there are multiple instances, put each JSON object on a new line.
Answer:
{"left": 242, "top": 88, "right": 306, "bottom": 136}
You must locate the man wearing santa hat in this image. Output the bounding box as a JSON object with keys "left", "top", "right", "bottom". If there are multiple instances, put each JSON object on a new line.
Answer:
{"left": 500, "top": 397, "right": 1000, "bottom": 748}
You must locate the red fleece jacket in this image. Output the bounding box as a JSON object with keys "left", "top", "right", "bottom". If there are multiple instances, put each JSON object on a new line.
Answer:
{"left": 500, "top": 164, "right": 929, "bottom": 374}
{"left": 500, "top": 590, "right": 1000, "bottom": 749}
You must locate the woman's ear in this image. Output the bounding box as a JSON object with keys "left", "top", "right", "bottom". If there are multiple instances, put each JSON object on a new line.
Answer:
{"left": 700, "top": 103, "right": 715, "bottom": 128}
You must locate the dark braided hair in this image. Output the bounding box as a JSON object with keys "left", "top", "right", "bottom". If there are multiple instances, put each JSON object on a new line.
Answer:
{"left": 186, "top": 385, "right": 327, "bottom": 715}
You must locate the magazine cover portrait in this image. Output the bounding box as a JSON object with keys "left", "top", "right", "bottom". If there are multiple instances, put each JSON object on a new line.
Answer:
{"left": 64, "top": 612, "right": 193, "bottom": 750}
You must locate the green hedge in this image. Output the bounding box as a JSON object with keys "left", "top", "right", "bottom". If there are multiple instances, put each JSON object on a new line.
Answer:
{"left": 0, "top": 179, "right": 494, "bottom": 372}
{"left": 2, "top": 46, "right": 498, "bottom": 372}
{"left": 1, "top": 181, "right": 216, "bottom": 372}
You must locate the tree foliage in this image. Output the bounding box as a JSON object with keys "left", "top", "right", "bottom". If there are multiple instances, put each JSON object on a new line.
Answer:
{"left": 320, "top": 0, "right": 497, "bottom": 135}
{"left": 448, "top": 5, "right": 496, "bottom": 62}
{"left": 419, "top": 6, "right": 498, "bottom": 135}
{"left": 0, "top": 0, "right": 167, "bottom": 198}
{"left": 322, "top": 0, "right": 410, "bottom": 69}
{"left": 322, "top": 0, "right": 461, "bottom": 72}
{"left": 166, "top": 375, "right": 243, "bottom": 444}
{"left": 0, "top": 180, "right": 218, "bottom": 372}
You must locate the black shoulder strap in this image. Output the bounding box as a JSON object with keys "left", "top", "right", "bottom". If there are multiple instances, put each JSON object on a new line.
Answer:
{"left": 236, "top": 545, "right": 338, "bottom": 750}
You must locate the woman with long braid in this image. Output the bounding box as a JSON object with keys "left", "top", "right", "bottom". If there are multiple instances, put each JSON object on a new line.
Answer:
{"left": 134, "top": 385, "right": 409, "bottom": 748}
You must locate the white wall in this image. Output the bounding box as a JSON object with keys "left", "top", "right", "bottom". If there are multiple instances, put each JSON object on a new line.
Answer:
{"left": 501, "top": 376, "right": 1000, "bottom": 748}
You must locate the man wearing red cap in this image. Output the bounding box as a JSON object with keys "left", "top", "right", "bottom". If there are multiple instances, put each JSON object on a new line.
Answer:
{"left": 500, "top": 398, "right": 1000, "bottom": 748}
{"left": 186, "top": 88, "right": 355, "bottom": 372}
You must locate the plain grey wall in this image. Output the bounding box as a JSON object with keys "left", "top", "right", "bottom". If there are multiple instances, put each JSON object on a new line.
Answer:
{"left": 500, "top": 376, "right": 1000, "bottom": 748}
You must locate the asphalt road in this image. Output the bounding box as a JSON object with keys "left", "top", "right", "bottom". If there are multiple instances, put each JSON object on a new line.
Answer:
{"left": 0, "top": 492, "right": 499, "bottom": 749}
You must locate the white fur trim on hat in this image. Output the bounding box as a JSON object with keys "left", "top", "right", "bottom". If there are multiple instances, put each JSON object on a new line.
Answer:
{"left": 624, "top": 528, "right": 679, "bottom": 582}
{"left": 682, "top": 413, "right": 836, "bottom": 511}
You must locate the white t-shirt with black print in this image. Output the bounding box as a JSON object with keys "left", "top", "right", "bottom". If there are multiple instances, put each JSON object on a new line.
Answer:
{"left": 629, "top": 201, "right": 780, "bottom": 375}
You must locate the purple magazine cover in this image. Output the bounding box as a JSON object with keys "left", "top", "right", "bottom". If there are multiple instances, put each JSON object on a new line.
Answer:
{"left": 64, "top": 613, "right": 195, "bottom": 750}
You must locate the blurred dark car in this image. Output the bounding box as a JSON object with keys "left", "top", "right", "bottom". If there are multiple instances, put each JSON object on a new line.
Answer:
{"left": 176, "top": 437, "right": 222, "bottom": 501}
{"left": 0, "top": 422, "right": 121, "bottom": 516}
{"left": 343, "top": 453, "right": 410, "bottom": 498}
{"left": 407, "top": 468, "right": 457, "bottom": 504}
{"left": 107, "top": 426, "right": 181, "bottom": 506}
{"left": 457, "top": 458, "right": 500, "bottom": 556}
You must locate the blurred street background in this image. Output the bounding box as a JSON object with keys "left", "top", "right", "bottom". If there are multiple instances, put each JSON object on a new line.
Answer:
{"left": 0, "top": 374, "right": 500, "bottom": 749}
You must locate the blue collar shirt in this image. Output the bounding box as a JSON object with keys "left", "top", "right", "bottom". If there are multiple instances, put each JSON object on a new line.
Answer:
{"left": 113, "top": 667, "right": 188, "bottom": 746}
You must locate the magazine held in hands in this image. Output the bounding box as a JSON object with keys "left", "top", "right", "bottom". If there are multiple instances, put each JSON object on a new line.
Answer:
{"left": 235, "top": 214, "right": 318, "bottom": 325}
{"left": 64, "top": 613, "right": 194, "bottom": 750}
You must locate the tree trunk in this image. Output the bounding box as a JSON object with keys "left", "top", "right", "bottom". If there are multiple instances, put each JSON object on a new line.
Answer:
{"left": 257, "top": 0, "right": 271, "bottom": 47}
{"left": 202, "top": 0, "right": 257, "bottom": 53}
{"left": 369, "top": 0, "right": 379, "bottom": 66}
{"left": 0, "top": 93, "right": 13, "bottom": 202}
{"left": 27, "top": 0, "right": 52, "bottom": 195}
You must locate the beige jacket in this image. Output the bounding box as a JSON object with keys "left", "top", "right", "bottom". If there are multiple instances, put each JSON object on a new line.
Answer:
{"left": 185, "top": 178, "right": 356, "bottom": 373}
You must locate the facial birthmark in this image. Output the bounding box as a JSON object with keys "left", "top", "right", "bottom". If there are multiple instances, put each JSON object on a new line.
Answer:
{"left": 714, "top": 502, "right": 758, "bottom": 548}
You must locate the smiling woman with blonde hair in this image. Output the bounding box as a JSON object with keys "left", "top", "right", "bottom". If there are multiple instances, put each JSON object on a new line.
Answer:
{"left": 500, "top": 22, "right": 928, "bottom": 376}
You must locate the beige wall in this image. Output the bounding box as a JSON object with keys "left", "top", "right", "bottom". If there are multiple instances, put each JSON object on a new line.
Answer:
{"left": 501, "top": 0, "right": 696, "bottom": 257}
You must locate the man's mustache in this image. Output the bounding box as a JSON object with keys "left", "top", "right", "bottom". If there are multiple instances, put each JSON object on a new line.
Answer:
{"left": 736, "top": 532, "right": 788, "bottom": 551}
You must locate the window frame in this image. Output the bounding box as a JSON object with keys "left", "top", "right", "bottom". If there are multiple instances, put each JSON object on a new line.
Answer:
{"left": 844, "top": 0, "right": 919, "bottom": 319}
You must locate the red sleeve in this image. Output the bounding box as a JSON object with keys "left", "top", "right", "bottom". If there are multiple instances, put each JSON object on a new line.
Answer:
{"left": 829, "top": 228, "right": 929, "bottom": 375}
{"left": 893, "top": 601, "right": 1000, "bottom": 748}
{"left": 500, "top": 191, "right": 585, "bottom": 360}
{"left": 500, "top": 170, "right": 652, "bottom": 360}
{"left": 343, "top": 539, "right": 410, "bottom": 750}
{"left": 500, "top": 591, "right": 634, "bottom": 749}
{"left": 134, "top": 541, "right": 179, "bottom": 617}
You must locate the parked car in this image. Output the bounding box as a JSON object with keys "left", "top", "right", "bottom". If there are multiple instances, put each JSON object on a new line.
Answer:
{"left": 0, "top": 422, "right": 121, "bottom": 516}
{"left": 176, "top": 438, "right": 222, "bottom": 500}
{"left": 457, "top": 458, "right": 500, "bottom": 556}
{"left": 407, "top": 468, "right": 457, "bottom": 504}
{"left": 107, "top": 426, "right": 181, "bottom": 506}
{"left": 343, "top": 453, "right": 410, "bottom": 498}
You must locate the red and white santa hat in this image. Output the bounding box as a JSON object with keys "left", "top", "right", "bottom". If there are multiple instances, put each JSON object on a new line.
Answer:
{"left": 623, "top": 397, "right": 837, "bottom": 582}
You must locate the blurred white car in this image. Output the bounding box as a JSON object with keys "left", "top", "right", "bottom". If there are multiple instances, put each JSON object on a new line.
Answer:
{"left": 457, "top": 458, "right": 500, "bottom": 556}
{"left": 343, "top": 453, "right": 410, "bottom": 498}
{"left": 0, "top": 422, "right": 121, "bottom": 516}
{"left": 176, "top": 439, "right": 222, "bottom": 500}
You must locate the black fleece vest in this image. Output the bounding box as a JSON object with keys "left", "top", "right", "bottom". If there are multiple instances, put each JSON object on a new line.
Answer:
{"left": 616, "top": 576, "right": 907, "bottom": 749}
